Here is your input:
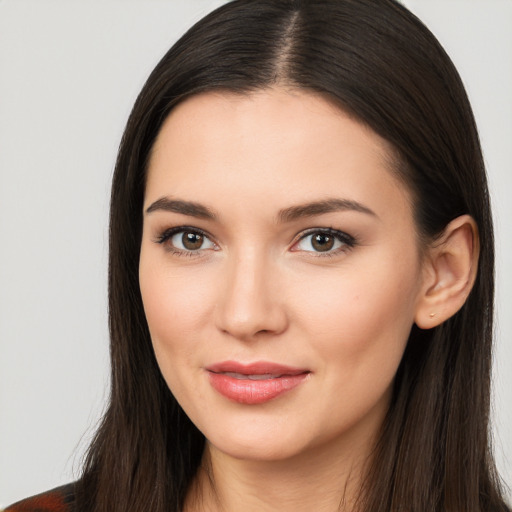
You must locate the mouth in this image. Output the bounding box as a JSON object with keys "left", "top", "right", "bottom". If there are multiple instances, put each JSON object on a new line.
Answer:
{"left": 205, "top": 361, "right": 311, "bottom": 405}
{"left": 221, "top": 372, "right": 287, "bottom": 380}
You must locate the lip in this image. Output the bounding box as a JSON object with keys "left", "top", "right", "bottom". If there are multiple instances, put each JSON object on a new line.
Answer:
{"left": 205, "top": 361, "right": 310, "bottom": 405}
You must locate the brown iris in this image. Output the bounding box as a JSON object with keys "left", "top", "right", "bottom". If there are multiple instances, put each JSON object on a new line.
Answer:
{"left": 182, "top": 232, "right": 204, "bottom": 250}
{"left": 311, "top": 233, "right": 335, "bottom": 252}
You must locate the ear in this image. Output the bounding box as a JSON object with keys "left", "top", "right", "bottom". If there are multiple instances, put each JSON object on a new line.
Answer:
{"left": 415, "top": 215, "right": 479, "bottom": 329}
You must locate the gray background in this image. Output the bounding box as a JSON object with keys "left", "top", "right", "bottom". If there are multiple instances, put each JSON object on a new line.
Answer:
{"left": 1, "top": 0, "right": 510, "bottom": 505}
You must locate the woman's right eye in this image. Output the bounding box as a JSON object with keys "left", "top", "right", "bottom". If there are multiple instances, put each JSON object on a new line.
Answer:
{"left": 156, "top": 228, "right": 216, "bottom": 254}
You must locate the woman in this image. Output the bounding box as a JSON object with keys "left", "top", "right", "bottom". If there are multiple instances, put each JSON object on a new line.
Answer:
{"left": 6, "top": 0, "right": 510, "bottom": 511}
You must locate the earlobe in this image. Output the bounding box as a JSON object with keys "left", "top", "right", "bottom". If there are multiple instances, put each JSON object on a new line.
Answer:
{"left": 415, "top": 215, "right": 479, "bottom": 329}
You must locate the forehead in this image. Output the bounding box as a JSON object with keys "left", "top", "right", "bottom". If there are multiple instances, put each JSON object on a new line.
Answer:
{"left": 145, "top": 88, "right": 412, "bottom": 222}
{"left": 150, "top": 87, "right": 393, "bottom": 166}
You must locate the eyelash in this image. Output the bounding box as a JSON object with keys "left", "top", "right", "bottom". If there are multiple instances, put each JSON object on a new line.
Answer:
{"left": 154, "top": 226, "right": 216, "bottom": 257}
{"left": 292, "top": 228, "right": 356, "bottom": 258}
{"left": 154, "top": 226, "right": 356, "bottom": 258}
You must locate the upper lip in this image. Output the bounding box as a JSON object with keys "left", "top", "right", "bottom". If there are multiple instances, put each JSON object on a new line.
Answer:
{"left": 205, "top": 360, "right": 310, "bottom": 376}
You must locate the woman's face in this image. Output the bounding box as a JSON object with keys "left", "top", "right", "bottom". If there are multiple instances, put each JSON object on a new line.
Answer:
{"left": 139, "top": 88, "right": 427, "bottom": 463}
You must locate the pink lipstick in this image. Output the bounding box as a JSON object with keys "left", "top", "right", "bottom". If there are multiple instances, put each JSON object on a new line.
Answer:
{"left": 206, "top": 361, "right": 310, "bottom": 404}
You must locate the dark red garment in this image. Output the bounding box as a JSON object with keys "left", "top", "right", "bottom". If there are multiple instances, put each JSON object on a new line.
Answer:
{"left": 4, "top": 484, "right": 75, "bottom": 512}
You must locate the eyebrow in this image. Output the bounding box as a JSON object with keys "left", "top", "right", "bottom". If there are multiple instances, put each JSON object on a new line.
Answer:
{"left": 145, "top": 197, "right": 216, "bottom": 219}
{"left": 145, "top": 196, "right": 376, "bottom": 222}
{"left": 277, "top": 198, "right": 377, "bottom": 223}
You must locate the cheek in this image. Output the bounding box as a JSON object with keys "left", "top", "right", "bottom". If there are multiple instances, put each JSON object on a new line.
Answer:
{"left": 292, "top": 253, "right": 420, "bottom": 377}
{"left": 139, "top": 270, "right": 203, "bottom": 412}
{"left": 140, "top": 252, "right": 214, "bottom": 335}
{"left": 285, "top": 261, "right": 419, "bottom": 438}
{"left": 139, "top": 257, "right": 205, "bottom": 370}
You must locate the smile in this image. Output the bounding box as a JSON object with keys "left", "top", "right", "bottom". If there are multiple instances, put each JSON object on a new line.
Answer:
{"left": 205, "top": 361, "right": 310, "bottom": 405}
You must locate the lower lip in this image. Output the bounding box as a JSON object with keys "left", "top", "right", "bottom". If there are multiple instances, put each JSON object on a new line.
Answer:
{"left": 207, "top": 372, "right": 309, "bottom": 404}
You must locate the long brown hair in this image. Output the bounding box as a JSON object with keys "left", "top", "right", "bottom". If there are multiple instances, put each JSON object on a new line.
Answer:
{"left": 77, "top": 1, "right": 510, "bottom": 510}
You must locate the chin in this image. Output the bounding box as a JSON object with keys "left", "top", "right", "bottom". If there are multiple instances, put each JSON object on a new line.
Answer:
{"left": 201, "top": 415, "right": 337, "bottom": 465}
{"left": 209, "top": 436, "right": 310, "bottom": 463}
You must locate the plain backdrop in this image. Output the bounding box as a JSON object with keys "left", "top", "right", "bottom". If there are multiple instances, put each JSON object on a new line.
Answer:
{"left": 0, "top": 0, "right": 511, "bottom": 506}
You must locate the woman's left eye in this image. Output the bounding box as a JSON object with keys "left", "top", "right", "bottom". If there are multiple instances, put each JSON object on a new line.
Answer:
{"left": 293, "top": 229, "right": 355, "bottom": 254}
{"left": 156, "top": 228, "right": 216, "bottom": 253}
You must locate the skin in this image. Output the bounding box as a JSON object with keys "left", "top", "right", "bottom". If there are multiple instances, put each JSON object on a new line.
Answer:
{"left": 139, "top": 87, "right": 435, "bottom": 511}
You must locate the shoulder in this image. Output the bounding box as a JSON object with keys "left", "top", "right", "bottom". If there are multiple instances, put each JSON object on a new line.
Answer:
{"left": 3, "top": 483, "right": 75, "bottom": 512}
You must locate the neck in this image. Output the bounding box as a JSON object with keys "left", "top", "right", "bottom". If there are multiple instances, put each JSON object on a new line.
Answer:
{"left": 184, "top": 432, "right": 375, "bottom": 512}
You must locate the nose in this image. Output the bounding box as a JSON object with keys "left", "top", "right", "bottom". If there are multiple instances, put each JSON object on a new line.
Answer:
{"left": 215, "top": 250, "right": 288, "bottom": 341}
